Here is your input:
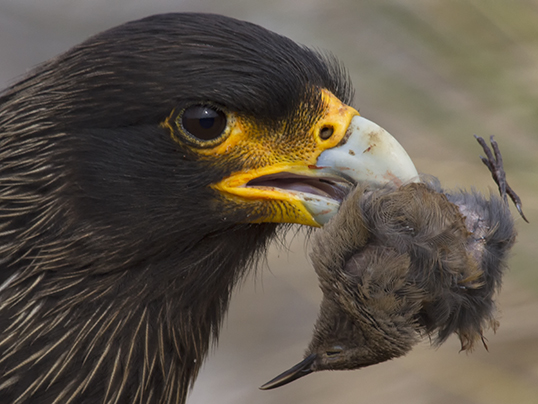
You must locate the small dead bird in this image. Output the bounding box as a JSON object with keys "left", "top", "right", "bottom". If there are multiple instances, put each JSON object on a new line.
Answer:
{"left": 261, "top": 136, "right": 524, "bottom": 389}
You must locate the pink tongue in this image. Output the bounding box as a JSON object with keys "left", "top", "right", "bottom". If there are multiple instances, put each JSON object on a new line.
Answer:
{"left": 254, "top": 179, "right": 347, "bottom": 201}
{"left": 246, "top": 173, "right": 350, "bottom": 202}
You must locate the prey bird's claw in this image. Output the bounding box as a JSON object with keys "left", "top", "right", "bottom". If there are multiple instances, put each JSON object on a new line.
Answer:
{"left": 474, "top": 135, "right": 529, "bottom": 223}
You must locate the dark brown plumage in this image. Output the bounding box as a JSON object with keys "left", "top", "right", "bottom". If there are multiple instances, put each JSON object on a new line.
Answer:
{"left": 0, "top": 13, "right": 370, "bottom": 404}
{"left": 261, "top": 137, "right": 521, "bottom": 389}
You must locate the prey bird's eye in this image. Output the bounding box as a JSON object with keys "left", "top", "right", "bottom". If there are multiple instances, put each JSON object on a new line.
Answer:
{"left": 325, "top": 345, "right": 343, "bottom": 357}
{"left": 181, "top": 105, "right": 227, "bottom": 142}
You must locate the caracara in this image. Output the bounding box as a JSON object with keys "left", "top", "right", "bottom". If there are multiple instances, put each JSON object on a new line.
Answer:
{"left": 0, "top": 13, "right": 419, "bottom": 404}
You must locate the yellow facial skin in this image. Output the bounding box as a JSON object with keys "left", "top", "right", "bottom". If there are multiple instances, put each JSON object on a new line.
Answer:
{"left": 163, "top": 89, "right": 359, "bottom": 227}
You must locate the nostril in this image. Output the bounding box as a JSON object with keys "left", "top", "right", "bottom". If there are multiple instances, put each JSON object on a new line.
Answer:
{"left": 319, "top": 126, "right": 334, "bottom": 140}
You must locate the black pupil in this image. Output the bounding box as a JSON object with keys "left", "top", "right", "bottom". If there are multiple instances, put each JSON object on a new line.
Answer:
{"left": 182, "top": 105, "right": 226, "bottom": 141}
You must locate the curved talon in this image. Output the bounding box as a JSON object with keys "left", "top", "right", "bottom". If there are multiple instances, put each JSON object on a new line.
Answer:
{"left": 474, "top": 135, "right": 529, "bottom": 223}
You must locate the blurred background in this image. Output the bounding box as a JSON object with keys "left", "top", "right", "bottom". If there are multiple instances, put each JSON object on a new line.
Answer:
{"left": 1, "top": 0, "right": 537, "bottom": 403}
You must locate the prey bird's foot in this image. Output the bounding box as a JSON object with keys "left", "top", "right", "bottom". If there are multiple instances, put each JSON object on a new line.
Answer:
{"left": 474, "top": 135, "right": 529, "bottom": 223}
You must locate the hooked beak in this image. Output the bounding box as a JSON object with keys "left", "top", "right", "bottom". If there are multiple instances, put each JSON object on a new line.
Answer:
{"left": 302, "top": 115, "right": 419, "bottom": 224}
{"left": 259, "top": 353, "right": 317, "bottom": 390}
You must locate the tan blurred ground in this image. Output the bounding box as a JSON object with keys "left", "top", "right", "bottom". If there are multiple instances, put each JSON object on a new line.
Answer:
{"left": 1, "top": 1, "right": 537, "bottom": 403}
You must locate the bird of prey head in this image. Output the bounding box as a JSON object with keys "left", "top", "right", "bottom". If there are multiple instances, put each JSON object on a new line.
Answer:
{"left": 0, "top": 13, "right": 417, "bottom": 404}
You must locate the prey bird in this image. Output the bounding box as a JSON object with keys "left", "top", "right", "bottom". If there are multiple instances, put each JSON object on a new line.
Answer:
{"left": 261, "top": 137, "right": 523, "bottom": 389}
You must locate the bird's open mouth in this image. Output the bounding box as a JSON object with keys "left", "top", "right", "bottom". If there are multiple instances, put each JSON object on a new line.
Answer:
{"left": 240, "top": 170, "right": 355, "bottom": 226}
{"left": 246, "top": 172, "right": 353, "bottom": 203}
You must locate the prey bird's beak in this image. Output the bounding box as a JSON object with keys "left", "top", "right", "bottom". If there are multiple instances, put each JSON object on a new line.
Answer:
{"left": 302, "top": 115, "right": 419, "bottom": 225}
{"left": 259, "top": 354, "right": 317, "bottom": 390}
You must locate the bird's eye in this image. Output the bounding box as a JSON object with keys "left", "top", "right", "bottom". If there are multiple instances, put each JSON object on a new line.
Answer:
{"left": 325, "top": 346, "right": 343, "bottom": 357}
{"left": 181, "top": 105, "right": 227, "bottom": 143}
